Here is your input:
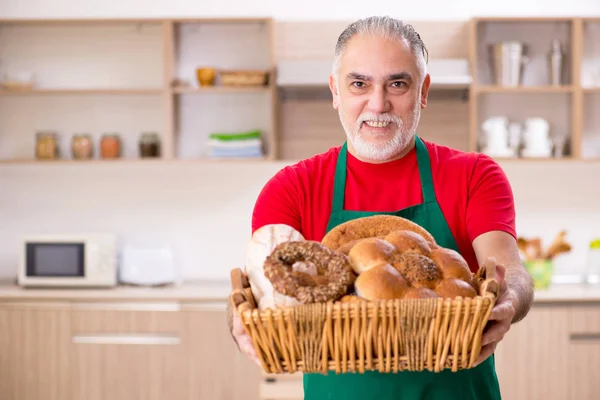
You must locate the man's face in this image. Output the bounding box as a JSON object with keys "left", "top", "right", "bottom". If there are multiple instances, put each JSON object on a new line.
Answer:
{"left": 330, "top": 34, "right": 431, "bottom": 162}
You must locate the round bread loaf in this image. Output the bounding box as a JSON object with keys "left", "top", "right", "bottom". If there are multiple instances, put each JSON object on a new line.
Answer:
{"left": 389, "top": 252, "right": 442, "bottom": 290}
{"left": 384, "top": 230, "right": 432, "bottom": 256}
{"left": 321, "top": 215, "right": 436, "bottom": 251}
{"left": 354, "top": 263, "right": 409, "bottom": 300}
{"left": 435, "top": 278, "right": 477, "bottom": 299}
{"left": 347, "top": 237, "right": 397, "bottom": 275}
{"left": 340, "top": 294, "right": 365, "bottom": 303}
{"left": 402, "top": 287, "right": 440, "bottom": 299}
{"left": 430, "top": 248, "right": 473, "bottom": 283}
{"left": 245, "top": 224, "right": 306, "bottom": 310}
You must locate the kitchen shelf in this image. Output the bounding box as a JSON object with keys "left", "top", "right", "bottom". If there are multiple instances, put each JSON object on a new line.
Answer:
{"left": 172, "top": 86, "right": 271, "bottom": 94}
{"left": 0, "top": 157, "right": 270, "bottom": 165}
{"left": 0, "top": 88, "right": 164, "bottom": 95}
{"left": 473, "top": 85, "right": 575, "bottom": 93}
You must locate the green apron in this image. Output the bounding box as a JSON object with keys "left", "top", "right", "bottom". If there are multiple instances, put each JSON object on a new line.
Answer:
{"left": 303, "top": 136, "right": 502, "bottom": 400}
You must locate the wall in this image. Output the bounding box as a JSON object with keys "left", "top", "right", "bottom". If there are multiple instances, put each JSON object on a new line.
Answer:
{"left": 1, "top": 4, "right": 599, "bottom": 283}
{"left": 1, "top": 0, "right": 600, "bottom": 20}
{"left": 1, "top": 160, "right": 600, "bottom": 281}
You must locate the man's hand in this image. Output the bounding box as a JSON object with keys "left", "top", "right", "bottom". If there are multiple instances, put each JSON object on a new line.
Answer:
{"left": 474, "top": 264, "right": 516, "bottom": 366}
{"left": 227, "top": 295, "right": 262, "bottom": 367}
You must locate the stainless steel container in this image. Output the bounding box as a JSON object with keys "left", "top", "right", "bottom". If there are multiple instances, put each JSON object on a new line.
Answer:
{"left": 548, "top": 39, "right": 564, "bottom": 86}
{"left": 490, "top": 41, "right": 528, "bottom": 86}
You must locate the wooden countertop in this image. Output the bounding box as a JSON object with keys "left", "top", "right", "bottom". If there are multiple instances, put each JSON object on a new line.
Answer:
{"left": 0, "top": 280, "right": 599, "bottom": 303}
{"left": 0, "top": 280, "right": 233, "bottom": 302}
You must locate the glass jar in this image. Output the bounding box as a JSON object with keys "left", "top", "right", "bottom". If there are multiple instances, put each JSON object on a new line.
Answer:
{"left": 584, "top": 239, "right": 600, "bottom": 285}
{"left": 35, "top": 131, "right": 59, "bottom": 160}
{"left": 139, "top": 132, "right": 161, "bottom": 158}
{"left": 100, "top": 133, "right": 121, "bottom": 159}
{"left": 71, "top": 133, "right": 94, "bottom": 160}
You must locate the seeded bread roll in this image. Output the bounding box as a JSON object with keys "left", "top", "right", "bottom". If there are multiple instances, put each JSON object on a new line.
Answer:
{"left": 322, "top": 215, "right": 436, "bottom": 251}
{"left": 354, "top": 264, "right": 409, "bottom": 300}
{"left": 389, "top": 252, "right": 442, "bottom": 290}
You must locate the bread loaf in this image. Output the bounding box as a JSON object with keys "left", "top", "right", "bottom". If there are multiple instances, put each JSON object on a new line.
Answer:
{"left": 245, "top": 224, "right": 306, "bottom": 310}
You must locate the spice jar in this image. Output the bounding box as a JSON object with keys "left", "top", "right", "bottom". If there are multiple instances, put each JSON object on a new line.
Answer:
{"left": 100, "top": 133, "right": 121, "bottom": 159}
{"left": 139, "top": 132, "right": 161, "bottom": 158}
{"left": 36, "top": 131, "right": 59, "bottom": 160}
{"left": 71, "top": 133, "right": 94, "bottom": 160}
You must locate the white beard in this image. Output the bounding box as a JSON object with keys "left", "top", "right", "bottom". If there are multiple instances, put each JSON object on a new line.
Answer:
{"left": 339, "top": 102, "right": 421, "bottom": 162}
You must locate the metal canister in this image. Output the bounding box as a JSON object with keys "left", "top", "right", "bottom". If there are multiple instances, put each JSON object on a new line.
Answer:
{"left": 548, "top": 39, "right": 564, "bottom": 86}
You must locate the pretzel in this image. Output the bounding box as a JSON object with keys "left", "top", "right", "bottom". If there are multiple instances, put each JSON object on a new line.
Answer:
{"left": 263, "top": 240, "right": 355, "bottom": 303}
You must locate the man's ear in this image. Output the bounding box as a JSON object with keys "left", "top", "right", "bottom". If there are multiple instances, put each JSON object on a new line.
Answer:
{"left": 420, "top": 73, "right": 431, "bottom": 109}
{"left": 329, "top": 74, "right": 339, "bottom": 110}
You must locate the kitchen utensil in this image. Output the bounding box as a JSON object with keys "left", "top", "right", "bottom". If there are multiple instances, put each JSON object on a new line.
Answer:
{"left": 490, "top": 41, "right": 529, "bottom": 86}
{"left": 196, "top": 67, "right": 216, "bottom": 87}
{"left": 548, "top": 39, "right": 564, "bottom": 86}
{"left": 522, "top": 118, "right": 552, "bottom": 157}
{"left": 480, "top": 116, "right": 516, "bottom": 157}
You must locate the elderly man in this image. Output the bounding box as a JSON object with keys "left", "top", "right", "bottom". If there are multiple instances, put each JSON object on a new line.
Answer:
{"left": 229, "top": 15, "right": 534, "bottom": 400}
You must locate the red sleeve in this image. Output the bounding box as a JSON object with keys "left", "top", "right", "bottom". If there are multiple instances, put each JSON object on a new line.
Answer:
{"left": 466, "top": 154, "right": 516, "bottom": 241}
{"left": 251, "top": 166, "right": 303, "bottom": 234}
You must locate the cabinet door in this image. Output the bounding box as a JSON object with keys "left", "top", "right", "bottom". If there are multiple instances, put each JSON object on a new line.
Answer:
{"left": 69, "top": 302, "right": 187, "bottom": 400}
{"left": 494, "top": 304, "right": 570, "bottom": 400}
{"left": 0, "top": 302, "right": 70, "bottom": 400}
{"left": 182, "top": 302, "right": 261, "bottom": 400}
{"left": 568, "top": 304, "right": 600, "bottom": 400}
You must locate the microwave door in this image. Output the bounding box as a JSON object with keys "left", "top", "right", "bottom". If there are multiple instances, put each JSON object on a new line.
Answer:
{"left": 26, "top": 243, "right": 84, "bottom": 277}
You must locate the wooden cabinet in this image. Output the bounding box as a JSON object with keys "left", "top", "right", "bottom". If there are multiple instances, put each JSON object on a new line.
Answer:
{"left": 494, "top": 304, "right": 571, "bottom": 400}
{"left": 69, "top": 303, "right": 188, "bottom": 400}
{"left": 0, "top": 300, "right": 260, "bottom": 400}
{"left": 182, "top": 303, "right": 260, "bottom": 400}
{"left": 0, "top": 303, "right": 70, "bottom": 400}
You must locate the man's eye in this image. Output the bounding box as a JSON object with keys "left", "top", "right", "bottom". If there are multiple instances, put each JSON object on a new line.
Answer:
{"left": 392, "top": 81, "right": 407, "bottom": 88}
{"left": 352, "top": 82, "right": 365, "bottom": 88}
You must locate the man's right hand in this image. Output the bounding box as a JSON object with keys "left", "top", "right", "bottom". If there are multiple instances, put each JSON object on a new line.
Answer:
{"left": 228, "top": 295, "right": 262, "bottom": 367}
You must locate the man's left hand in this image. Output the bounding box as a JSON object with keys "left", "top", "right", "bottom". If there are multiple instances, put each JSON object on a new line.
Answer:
{"left": 474, "top": 264, "right": 516, "bottom": 366}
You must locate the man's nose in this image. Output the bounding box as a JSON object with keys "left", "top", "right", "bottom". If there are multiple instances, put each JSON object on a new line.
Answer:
{"left": 366, "top": 86, "right": 390, "bottom": 113}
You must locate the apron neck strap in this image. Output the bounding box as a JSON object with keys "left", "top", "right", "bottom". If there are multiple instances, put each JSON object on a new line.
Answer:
{"left": 331, "top": 135, "right": 436, "bottom": 212}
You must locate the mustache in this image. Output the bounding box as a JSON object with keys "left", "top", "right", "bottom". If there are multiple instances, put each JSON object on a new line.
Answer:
{"left": 356, "top": 113, "right": 402, "bottom": 126}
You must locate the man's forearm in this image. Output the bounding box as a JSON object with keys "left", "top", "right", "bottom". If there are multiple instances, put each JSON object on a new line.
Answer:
{"left": 505, "top": 263, "right": 535, "bottom": 323}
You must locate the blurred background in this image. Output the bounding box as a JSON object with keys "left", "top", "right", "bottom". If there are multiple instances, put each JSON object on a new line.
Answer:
{"left": 1, "top": 0, "right": 600, "bottom": 399}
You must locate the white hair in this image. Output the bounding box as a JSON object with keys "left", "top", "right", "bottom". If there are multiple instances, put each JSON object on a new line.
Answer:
{"left": 331, "top": 16, "right": 428, "bottom": 80}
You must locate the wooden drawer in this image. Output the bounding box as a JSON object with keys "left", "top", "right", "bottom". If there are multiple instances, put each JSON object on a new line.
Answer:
{"left": 570, "top": 303, "right": 600, "bottom": 335}
{"left": 70, "top": 301, "right": 183, "bottom": 339}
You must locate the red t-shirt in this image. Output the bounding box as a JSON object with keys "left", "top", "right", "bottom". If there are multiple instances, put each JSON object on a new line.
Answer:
{"left": 251, "top": 139, "right": 516, "bottom": 273}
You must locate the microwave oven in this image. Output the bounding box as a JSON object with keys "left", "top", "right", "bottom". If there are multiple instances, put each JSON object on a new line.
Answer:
{"left": 18, "top": 233, "right": 117, "bottom": 288}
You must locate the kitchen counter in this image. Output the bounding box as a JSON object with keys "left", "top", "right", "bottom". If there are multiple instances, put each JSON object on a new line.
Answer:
{"left": 0, "top": 279, "right": 233, "bottom": 302}
{"left": 0, "top": 280, "right": 599, "bottom": 303}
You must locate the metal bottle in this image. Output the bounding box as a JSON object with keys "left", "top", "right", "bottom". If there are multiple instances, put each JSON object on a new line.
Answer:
{"left": 548, "top": 39, "right": 564, "bottom": 86}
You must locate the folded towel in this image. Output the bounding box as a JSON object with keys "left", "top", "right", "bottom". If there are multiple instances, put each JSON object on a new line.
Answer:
{"left": 209, "top": 130, "right": 261, "bottom": 142}
{"left": 208, "top": 146, "right": 264, "bottom": 158}
{"left": 207, "top": 138, "right": 262, "bottom": 149}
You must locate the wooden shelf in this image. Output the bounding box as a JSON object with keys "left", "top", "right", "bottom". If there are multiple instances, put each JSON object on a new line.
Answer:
{"left": 0, "top": 88, "right": 164, "bottom": 96}
{"left": 474, "top": 85, "right": 575, "bottom": 94}
{"left": 172, "top": 86, "right": 270, "bottom": 94}
{"left": 0, "top": 157, "right": 270, "bottom": 165}
{"left": 583, "top": 87, "right": 600, "bottom": 93}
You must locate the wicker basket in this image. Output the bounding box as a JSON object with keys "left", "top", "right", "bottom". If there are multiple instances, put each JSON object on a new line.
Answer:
{"left": 219, "top": 70, "right": 269, "bottom": 86}
{"left": 230, "top": 258, "right": 500, "bottom": 376}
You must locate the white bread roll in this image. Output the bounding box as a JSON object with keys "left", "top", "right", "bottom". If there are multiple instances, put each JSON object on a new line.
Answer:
{"left": 348, "top": 238, "right": 397, "bottom": 275}
{"left": 245, "top": 224, "right": 306, "bottom": 310}
{"left": 354, "top": 263, "right": 408, "bottom": 300}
